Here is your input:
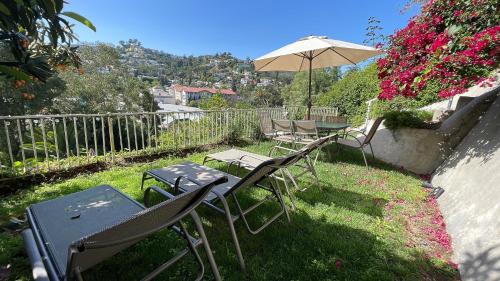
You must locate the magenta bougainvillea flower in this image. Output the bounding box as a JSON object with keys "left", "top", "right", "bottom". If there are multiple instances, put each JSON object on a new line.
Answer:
{"left": 377, "top": 0, "right": 499, "bottom": 100}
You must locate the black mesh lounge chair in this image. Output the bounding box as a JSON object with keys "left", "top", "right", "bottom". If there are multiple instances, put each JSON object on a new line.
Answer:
{"left": 140, "top": 151, "right": 304, "bottom": 271}
{"left": 336, "top": 117, "right": 384, "bottom": 168}
{"left": 22, "top": 178, "right": 227, "bottom": 281}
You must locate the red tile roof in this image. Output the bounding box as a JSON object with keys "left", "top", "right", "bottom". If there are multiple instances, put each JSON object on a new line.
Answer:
{"left": 172, "top": 84, "right": 236, "bottom": 95}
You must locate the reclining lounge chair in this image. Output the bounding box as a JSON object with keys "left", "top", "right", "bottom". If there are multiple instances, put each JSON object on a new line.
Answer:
{"left": 22, "top": 178, "right": 227, "bottom": 281}
{"left": 202, "top": 135, "right": 336, "bottom": 209}
{"left": 140, "top": 151, "right": 304, "bottom": 271}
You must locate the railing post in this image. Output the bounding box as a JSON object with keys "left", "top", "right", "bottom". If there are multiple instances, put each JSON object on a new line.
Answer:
{"left": 73, "top": 117, "right": 80, "bottom": 165}
{"left": 83, "top": 117, "right": 89, "bottom": 163}
{"left": 52, "top": 118, "right": 60, "bottom": 168}
{"left": 62, "top": 117, "right": 70, "bottom": 158}
{"left": 4, "top": 121, "right": 14, "bottom": 170}
{"left": 108, "top": 116, "right": 115, "bottom": 162}
{"left": 28, "top": 119, "right": 38, "bottom": 171}
{"left": 40, "top": 118, "right": 50, "bottom": 171}
{"left": 16, "top": 119, "right": 26, "bottom": 173}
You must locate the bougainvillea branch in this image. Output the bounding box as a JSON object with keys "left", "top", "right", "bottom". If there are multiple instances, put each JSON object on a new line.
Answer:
{"left": 377, "top": 0, "right": 499, "bottom": 100}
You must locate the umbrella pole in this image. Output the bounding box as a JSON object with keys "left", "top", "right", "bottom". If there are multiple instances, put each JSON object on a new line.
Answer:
{"left": 307, "top": 55, "right": 312, "bottom": 120}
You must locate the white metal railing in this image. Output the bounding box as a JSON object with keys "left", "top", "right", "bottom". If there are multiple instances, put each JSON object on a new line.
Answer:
{"left": 0, "top": 106, "right": 337, "bottom": 177}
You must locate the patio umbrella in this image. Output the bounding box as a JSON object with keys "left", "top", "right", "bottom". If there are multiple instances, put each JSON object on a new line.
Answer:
{"left": 253, "top": 35, "right": 383, "bottom": 119}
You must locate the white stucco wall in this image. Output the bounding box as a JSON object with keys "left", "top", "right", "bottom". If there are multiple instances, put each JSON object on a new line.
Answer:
{"left": 432, "top": 97, "right": 500, "bottom": 281}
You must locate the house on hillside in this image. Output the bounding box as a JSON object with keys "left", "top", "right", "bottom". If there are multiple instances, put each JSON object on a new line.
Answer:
{"left": 150, "top": 86, "right": 175, "bottom": 104}
{"left": 170, "top": 84, "right": 237, "bottom": 105}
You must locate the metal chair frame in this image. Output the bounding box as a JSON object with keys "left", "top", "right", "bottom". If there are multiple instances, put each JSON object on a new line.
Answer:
{"left": 141, "top": 152, "right": 303, "bottom": 271}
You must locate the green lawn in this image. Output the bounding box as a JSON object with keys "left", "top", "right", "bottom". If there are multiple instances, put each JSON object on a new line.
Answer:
{"left": 0, "top": 141, "right": 459, "bottom": 280}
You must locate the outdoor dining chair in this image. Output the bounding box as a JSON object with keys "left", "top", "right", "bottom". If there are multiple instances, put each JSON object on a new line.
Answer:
{"left": 324, "top": 115, "right": 347, "bottom": 124}
{"left": 292, "top": 120, "right": 320, "bottom": 147}
{"left": 324, "top": 115, "right": 349, "bottom": 136}
{"left": 271, "top": 119, "right": 295, "bottom": 145}
{"left": 22, "top": 178, "right": 227, "bottom": 281}
{"left": 257, "top": 111, "right": 274, "bottom": 140}
{"left": 305, "top": 114, "right": 324, "bottom": 121}
{"left": 336, "top": 117, "right": 384, "bottom": 168}
{"left": 140, "top": 151, "right": 304, "bottom": 271}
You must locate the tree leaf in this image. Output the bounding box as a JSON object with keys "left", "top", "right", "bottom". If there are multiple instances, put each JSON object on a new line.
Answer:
{"left": 447, "top": 25, "right": 462, "bottom": 36}
{"left": 0, "top": 2, "right": 11, "bottom": 15}
{"left": 62, "top": 11, "right": 96, "bottom": 32}
{"left": 0, "top": 65, "right": 32, "bottom": 81}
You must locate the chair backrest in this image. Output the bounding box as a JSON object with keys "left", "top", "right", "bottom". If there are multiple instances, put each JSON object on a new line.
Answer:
{"left": 363, "top": 117, "right": 384, "bottom": 145}
{"left": 229, "top": 150, "right": 304, "bottom": 194}
{"left": 293, "top": 120, "right": 318, "bottom": 138}
{"left": 257, "top": 111, "right": 273, "bottom": 135}
{"left": 66, "top": 177, "right": 228, "bottom": 277}
{"left": 324, "top": 115, "right": 347, "bottom": 123}
{"left": 305, "top": 114, "right": 323, "bottom": 121}
{"left": 271, "top": 119, "right": 293, "bottom": 134}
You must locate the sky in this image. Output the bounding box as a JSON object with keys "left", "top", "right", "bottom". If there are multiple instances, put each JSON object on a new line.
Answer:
{"left": 66, "top": 0, "right": 419, "bottom": 59}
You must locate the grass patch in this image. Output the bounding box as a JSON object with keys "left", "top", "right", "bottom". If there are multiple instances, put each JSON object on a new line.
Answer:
{"left": 0, "top": 141, "right": 459, "bottom": 280}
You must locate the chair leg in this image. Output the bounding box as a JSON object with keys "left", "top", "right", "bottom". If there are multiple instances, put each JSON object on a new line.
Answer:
{"left": 272, "top": 178, "right": 290, "bottom": 222}
{"left": 280, "top": 169, "right": 296, "bottom": 210}
{"left": 305, "top": 156, "right": 320, "bottom": 187}
{"left": 284, "top": 168, "right": 300, "bottom": 191}
{"left": 369, "top": 143, "right": 375, "bottom": 160}
{"left": 268, "top": 141, "right": 281, "bottom": 156}
{"left": 360, "top": 148, "right": 369, "bottom": 168}
{"left": 140, "top": 173, "right": 147, "bottom": 190}
{"left": 177, "top": 221, "right": 206, "bottom": 281}
{"left": 191, "top": 211, "right": 222, "bottom": 281}
{"left": 218, "top": 195, "right": 246, "bottom": 271}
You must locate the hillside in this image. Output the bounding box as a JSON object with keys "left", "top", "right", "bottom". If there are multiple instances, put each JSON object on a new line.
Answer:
{"left": 115, "top": 39, "right": 293, "bottom": 92}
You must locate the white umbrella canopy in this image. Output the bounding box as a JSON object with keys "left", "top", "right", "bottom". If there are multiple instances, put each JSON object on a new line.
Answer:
{"left": 253, "top": 35, "right": 383, "bottom": 118}
{"left": 254, "top": 35, "right": 383, "bottom": 71}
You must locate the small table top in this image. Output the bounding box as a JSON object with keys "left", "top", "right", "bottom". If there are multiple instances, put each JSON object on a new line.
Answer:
{"left": 315, "top": 121, "right": 350, "bottom": 131}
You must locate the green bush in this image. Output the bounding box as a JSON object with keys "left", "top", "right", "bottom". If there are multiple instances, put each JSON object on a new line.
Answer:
{"left": 383, "top": 110, "right": 434, "bottom": 131}
{"left": 318, "top": 64, "right": 379, "bottom": 126}
{"left": 223, "top": 120, "right": 244, "bottom": 144}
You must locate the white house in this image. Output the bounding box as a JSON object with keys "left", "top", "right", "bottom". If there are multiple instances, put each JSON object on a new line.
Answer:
{"left": 170, "top": 84, "right": 237, "bottom": 105}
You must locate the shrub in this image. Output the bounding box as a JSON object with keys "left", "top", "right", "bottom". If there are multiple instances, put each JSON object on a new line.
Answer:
{"left": 377, "top": 0, "right": 499, "bottom": 100}
{"left": 383, "top": 110, "right": 434, "bottom": 130}
{"left": 318, "top": 64, "right": 379, "bottom": 126}
{"left": 223, "top": 120, "right": 244, "bottom": 144}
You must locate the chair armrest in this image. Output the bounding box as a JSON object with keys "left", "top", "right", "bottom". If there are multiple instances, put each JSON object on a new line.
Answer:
{"left": 272, "top": 145, "right": 298, "bottom": 153}
{"left": 227, "top": 158, "right": 259, "bottom": 171}
{"left": 173, "top": 175, "right": 204, "bottom": 195}
{"left": 144, "top": 185, "right": 175, "bottom": 207}
{"left": 346, "top": 129, "right": 367, "bottom": 137}
{"left": 337, "top": 133, "right": 365, "bottom": 147}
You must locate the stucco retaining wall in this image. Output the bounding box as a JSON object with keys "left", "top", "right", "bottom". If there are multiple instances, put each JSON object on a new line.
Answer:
{"left": 432, "top": 97, "right": 500, "bottom": 281}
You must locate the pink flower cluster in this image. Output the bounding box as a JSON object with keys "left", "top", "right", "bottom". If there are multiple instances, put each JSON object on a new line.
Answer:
{"left": 425, "top": 197, "right": 453, "bottom": 251}
{"left": 377, "top": 0, "right": 499, "bottom": 100}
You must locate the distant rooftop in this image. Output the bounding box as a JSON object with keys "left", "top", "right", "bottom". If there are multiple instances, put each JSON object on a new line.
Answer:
{"left": 157, "top": 103, "right": 203, "bottom": 112}
{"left": 172, "top": 84, "right": 236, "bottom": 95}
